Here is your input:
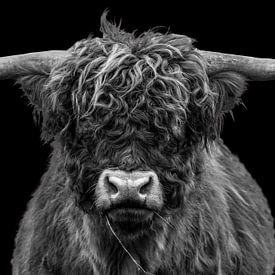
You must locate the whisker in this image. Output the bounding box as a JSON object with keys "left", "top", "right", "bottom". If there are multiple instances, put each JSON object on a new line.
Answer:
{"left": 105, "top": 216, "right": 154, "bottom": 275}
{"left": 89, "top": 201, "right": 97, "bottom": 210}
{"left": 86, "top": 184, "right": 96, "bottom": 194}
{"left": 153, "top": 211, "right": 175, "bottom": 229}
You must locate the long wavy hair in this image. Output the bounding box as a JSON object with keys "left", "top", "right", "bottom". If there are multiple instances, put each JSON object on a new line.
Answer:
{"left": 16, "top": 13, "right": 273, "bottom": 275}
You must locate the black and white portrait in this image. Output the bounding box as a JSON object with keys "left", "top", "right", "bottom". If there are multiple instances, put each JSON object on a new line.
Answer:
{"left": 1, "top": 2, "right": 274, "bottom": 274}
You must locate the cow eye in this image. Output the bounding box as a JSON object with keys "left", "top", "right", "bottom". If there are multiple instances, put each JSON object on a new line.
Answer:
{"left": 164, "top": 137, "right": 180, "bottom": 154}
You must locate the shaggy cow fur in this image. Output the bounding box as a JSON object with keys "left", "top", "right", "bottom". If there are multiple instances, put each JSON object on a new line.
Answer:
{"left": 12, "top": 13, "right": 275, "bottom": 274}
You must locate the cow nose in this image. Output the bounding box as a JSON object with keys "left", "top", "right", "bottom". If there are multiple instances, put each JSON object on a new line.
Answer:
{"left": 96, "top": 170, "right": 162, "bottom": 206}
{"left": 106, "top": 174, "right": 152, "bottom": 198}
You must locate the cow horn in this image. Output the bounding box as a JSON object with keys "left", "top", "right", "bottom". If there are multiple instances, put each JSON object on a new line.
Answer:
{"left": 0, "top": 50, "right": 68, "bottom": 80}
{"left": 0, "top": 49, "right": 275, "bottom": 81}
{"left": 198, "top": 50, "right": 275, "bottom": 81}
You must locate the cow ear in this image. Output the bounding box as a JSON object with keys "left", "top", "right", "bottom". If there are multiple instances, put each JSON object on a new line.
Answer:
{"left": 16, "top": 66, "right": 50, "bottom": 110}
{"left": 17, "top": 71, "right": 73, "bottom": 143}
{"left": 208, "top": 72, "right": 248, "bottom": 113}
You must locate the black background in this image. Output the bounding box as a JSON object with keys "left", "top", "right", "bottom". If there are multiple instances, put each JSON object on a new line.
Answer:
{"left": 1, "top": 2, "right": 274, "bottom": 273}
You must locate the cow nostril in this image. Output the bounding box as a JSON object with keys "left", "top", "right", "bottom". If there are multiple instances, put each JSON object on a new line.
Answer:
{"left": 105, "top": 176, "right": 119, "bottom": 194}
{"left": 139, "top": 177, "right": 153, "bottom": 195}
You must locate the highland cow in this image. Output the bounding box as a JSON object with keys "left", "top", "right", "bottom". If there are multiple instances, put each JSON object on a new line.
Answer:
{"left": 2, "top": 14, "right": 274, "bottom": 274}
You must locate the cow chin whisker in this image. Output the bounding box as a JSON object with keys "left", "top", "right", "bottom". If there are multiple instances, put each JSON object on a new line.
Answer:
{"left": 89, "top": 201, "right": 97, "bottom": 211}
{"left": 153, "top": 211, "right": 175, "bottom": 229}
{"left": 105, "top": 216, "right": 154, "bottom": 275}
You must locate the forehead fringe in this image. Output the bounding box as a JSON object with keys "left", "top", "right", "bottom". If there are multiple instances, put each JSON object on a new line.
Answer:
{"left": 45, "top": 13, "right": 216, "bottom": 138}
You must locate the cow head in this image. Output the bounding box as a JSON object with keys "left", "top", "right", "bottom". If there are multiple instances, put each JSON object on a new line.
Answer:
{"left": 1, "top": 13, "right": 274, "bottom": 242}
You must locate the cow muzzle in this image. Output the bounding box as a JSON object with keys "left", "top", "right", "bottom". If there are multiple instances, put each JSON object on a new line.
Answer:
{"left": 96, "top": 169, "right": 163, "bottom": 209}
{"left": 95, "top": 169, "right": 163, "bottom": 237}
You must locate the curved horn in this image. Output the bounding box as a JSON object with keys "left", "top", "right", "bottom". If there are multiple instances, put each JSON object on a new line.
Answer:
{"left": 0, "top": 50, "right": 68, "bottom": 80}
{"left": 1, "top": 49, "right": 275, "bottom": 81}
{"left": 198, "top": 50, "right": 275, "bottom": 81}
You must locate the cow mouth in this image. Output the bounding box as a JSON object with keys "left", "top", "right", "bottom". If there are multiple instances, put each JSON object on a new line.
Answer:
{"left": 105, "top": 207, "right": 154, "bottom": 239}
{"left": 107, "top": 207, "right": 153, "bottom": 222}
